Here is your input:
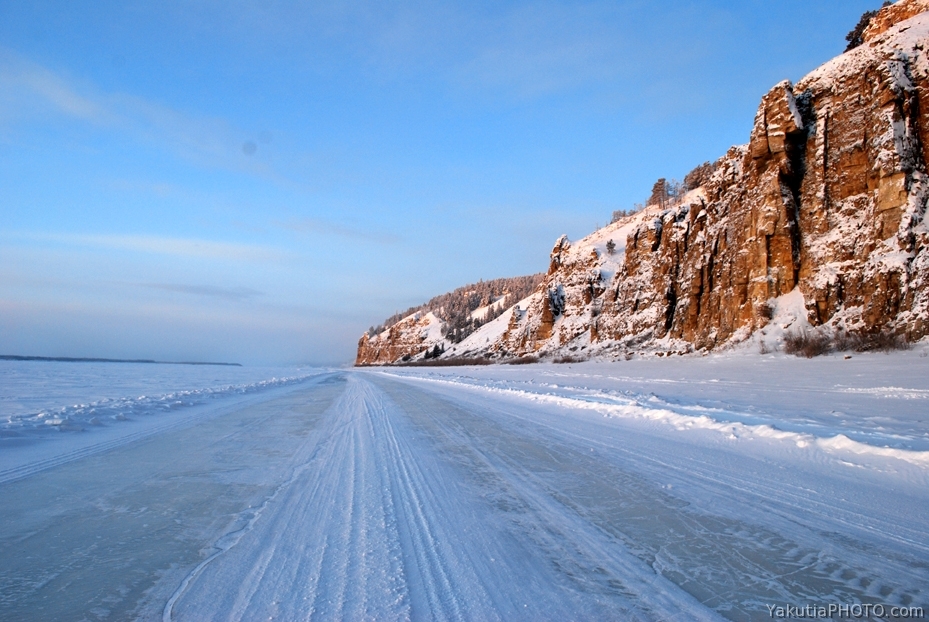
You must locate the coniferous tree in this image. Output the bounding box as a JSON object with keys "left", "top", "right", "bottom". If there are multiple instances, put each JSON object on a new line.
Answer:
{"left": 649, "top": 178, "right": 668, "bottom": 209}
{"left": 683, "top": 161, "right": 716, "bottom": 190}
{"left": 379, "top": 274, "right": 544, "bottom": 345}
{"left": 845, "top": 2, "right": 890, "bottom": 52}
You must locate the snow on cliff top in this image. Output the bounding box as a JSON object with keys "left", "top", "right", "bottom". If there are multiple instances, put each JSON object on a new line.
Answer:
{"left": 568, "top": 187, "right": 706, "bottom": 268}
{"left": 799, "top": 10, "right": 929, "bottom": 91}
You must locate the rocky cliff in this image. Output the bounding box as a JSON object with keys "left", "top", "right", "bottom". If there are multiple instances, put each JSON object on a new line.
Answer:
{"left": 356, "top": 274, "right": 542, "bottom": 365}
{"left": 357, "top": 0, "right": 929, "bottom": 365}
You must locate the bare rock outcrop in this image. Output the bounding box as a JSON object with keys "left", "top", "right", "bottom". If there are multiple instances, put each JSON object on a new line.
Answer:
{"left": 580, "top": 3, "right": 929, "bottom": 354}
{"left": 498, "top": 1, "right": 929, "bottom": 358}
{"left": 355, "top": 274, "right": 543, "bottom": 365}
{"left": 356, "top": 312, "right": 445, "bottom": 365}
{"left": 357, "top": 1, "right": 929, "bottom": 364}
{"left": 863, "top": 0, "right": 929, "bottom": 42}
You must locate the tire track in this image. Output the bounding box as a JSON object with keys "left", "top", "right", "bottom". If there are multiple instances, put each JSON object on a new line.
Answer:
{"left": 168, "top": 375, "right": 412, "bottom": 621}
{"left": 361, "top": 380, "right": 470, "bottom": 620}
{"left": 374, "top": 372, "right": 929, "bottom": 618}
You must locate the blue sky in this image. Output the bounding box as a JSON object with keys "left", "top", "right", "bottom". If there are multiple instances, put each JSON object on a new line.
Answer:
{"left": 0, "top": 0, "right": 878, "bottom": 365}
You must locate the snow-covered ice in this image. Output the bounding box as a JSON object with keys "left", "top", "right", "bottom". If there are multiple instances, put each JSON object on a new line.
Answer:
{"left": 0, "top": 361, "right": 321, "bottom": 485}
{"left": 0, "top": 360, "right": 316, "bottom": 438}
{"left": 1, "top": 353, "right": 927, "bottom": 620}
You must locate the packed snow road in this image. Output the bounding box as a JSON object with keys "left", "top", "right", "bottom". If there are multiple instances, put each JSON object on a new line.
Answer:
{"left": 1, "top": 367, "right": 927, "bottom": 620}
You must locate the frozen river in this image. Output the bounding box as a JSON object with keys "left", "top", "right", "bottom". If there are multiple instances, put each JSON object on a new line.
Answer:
{"left": 1, "top": 356, "right": 928, "bottom": 620}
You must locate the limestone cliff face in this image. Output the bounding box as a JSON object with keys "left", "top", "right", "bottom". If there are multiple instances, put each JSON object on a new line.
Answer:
{"left": 356, "top": 312, "right": 445, "bottom": 365}
{"left": 635, "top": 4, "right": 929, "bottom": 349}
{"left": 358, "top": 1, "right": 929, "bottom": 364}
{"left": 863, "top": 0, "right": 929, "bottom": 42}
{"left": 460, "top": 3, "right": 929, "bottom": 360}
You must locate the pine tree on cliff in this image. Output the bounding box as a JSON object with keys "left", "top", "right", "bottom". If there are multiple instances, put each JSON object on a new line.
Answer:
{"left": 683, "top": 161, "right": 715, "bottom": 191}
{"left": 649, "top": 178, "right": 668, "bottom": 209}
{"left": 845, "top": 2, "right": 891, "bottom": 52}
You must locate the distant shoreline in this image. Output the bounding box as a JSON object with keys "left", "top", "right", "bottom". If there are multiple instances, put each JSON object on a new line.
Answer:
{"left": 0, "top": 355, "right": 242, "bottom": 367}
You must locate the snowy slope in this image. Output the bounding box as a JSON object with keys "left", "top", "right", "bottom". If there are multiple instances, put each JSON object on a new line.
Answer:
{"left": 450, "top": 292, "right": 540, "bottom": 357}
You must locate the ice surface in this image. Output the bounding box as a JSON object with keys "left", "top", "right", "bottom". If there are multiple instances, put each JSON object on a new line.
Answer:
{"left": 0, "top": 360, "right": 316, "bottom": 438}
{"left": 381, "top": 351, "right": 929, "bottom": 457}
{"left": 1, "top": 355, "right": 927, "bottom": 620}
{"left": 0, "top": 362, "right": 323, "bottom": 485}
{"left": 0, "top": 375, "right": 345, "bottom": 621}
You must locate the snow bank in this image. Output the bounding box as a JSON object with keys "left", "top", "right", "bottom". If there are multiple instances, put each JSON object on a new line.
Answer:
{"left": 375, "top": 349, "right": 929, "bottom": 472}
{"left": 385, "top": 372, "right": 929, "bottom": 468}
{"left": 1, "top": 366, "right": 319, "bottom": 438}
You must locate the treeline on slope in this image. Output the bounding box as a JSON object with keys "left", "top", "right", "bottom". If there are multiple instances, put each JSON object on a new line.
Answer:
{"left": 610, "top": 160, "right": 717, "bottom": 223}
{"left": 368, "top": 273, "right": 545, "bottom": 344}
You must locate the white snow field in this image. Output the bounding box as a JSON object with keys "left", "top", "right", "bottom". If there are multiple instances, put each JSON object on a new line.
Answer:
{"left": 1, "top": 353, "right": 928, "bottom": 620}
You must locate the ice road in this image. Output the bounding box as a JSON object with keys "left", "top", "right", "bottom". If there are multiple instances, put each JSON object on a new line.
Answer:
{"left": 1, "top": 365, "right": 927, "bottom": 620}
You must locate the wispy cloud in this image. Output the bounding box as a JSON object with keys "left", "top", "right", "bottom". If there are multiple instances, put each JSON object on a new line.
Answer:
{"left": 4, "top": 61, "right": 106, "bottom": 121}
{"left": 140, "top": 282, "right": 263, "bottom": 301}
{"left": 11, "top": 231, "right": 286, "bottom": 262}
{"left": 0, "top": 48, "right": 270, "bottom": 173}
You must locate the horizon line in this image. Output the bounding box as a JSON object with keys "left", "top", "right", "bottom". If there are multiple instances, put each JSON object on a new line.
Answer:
{"left": 0, "top": 355, "right": 242, "bottom": 367}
